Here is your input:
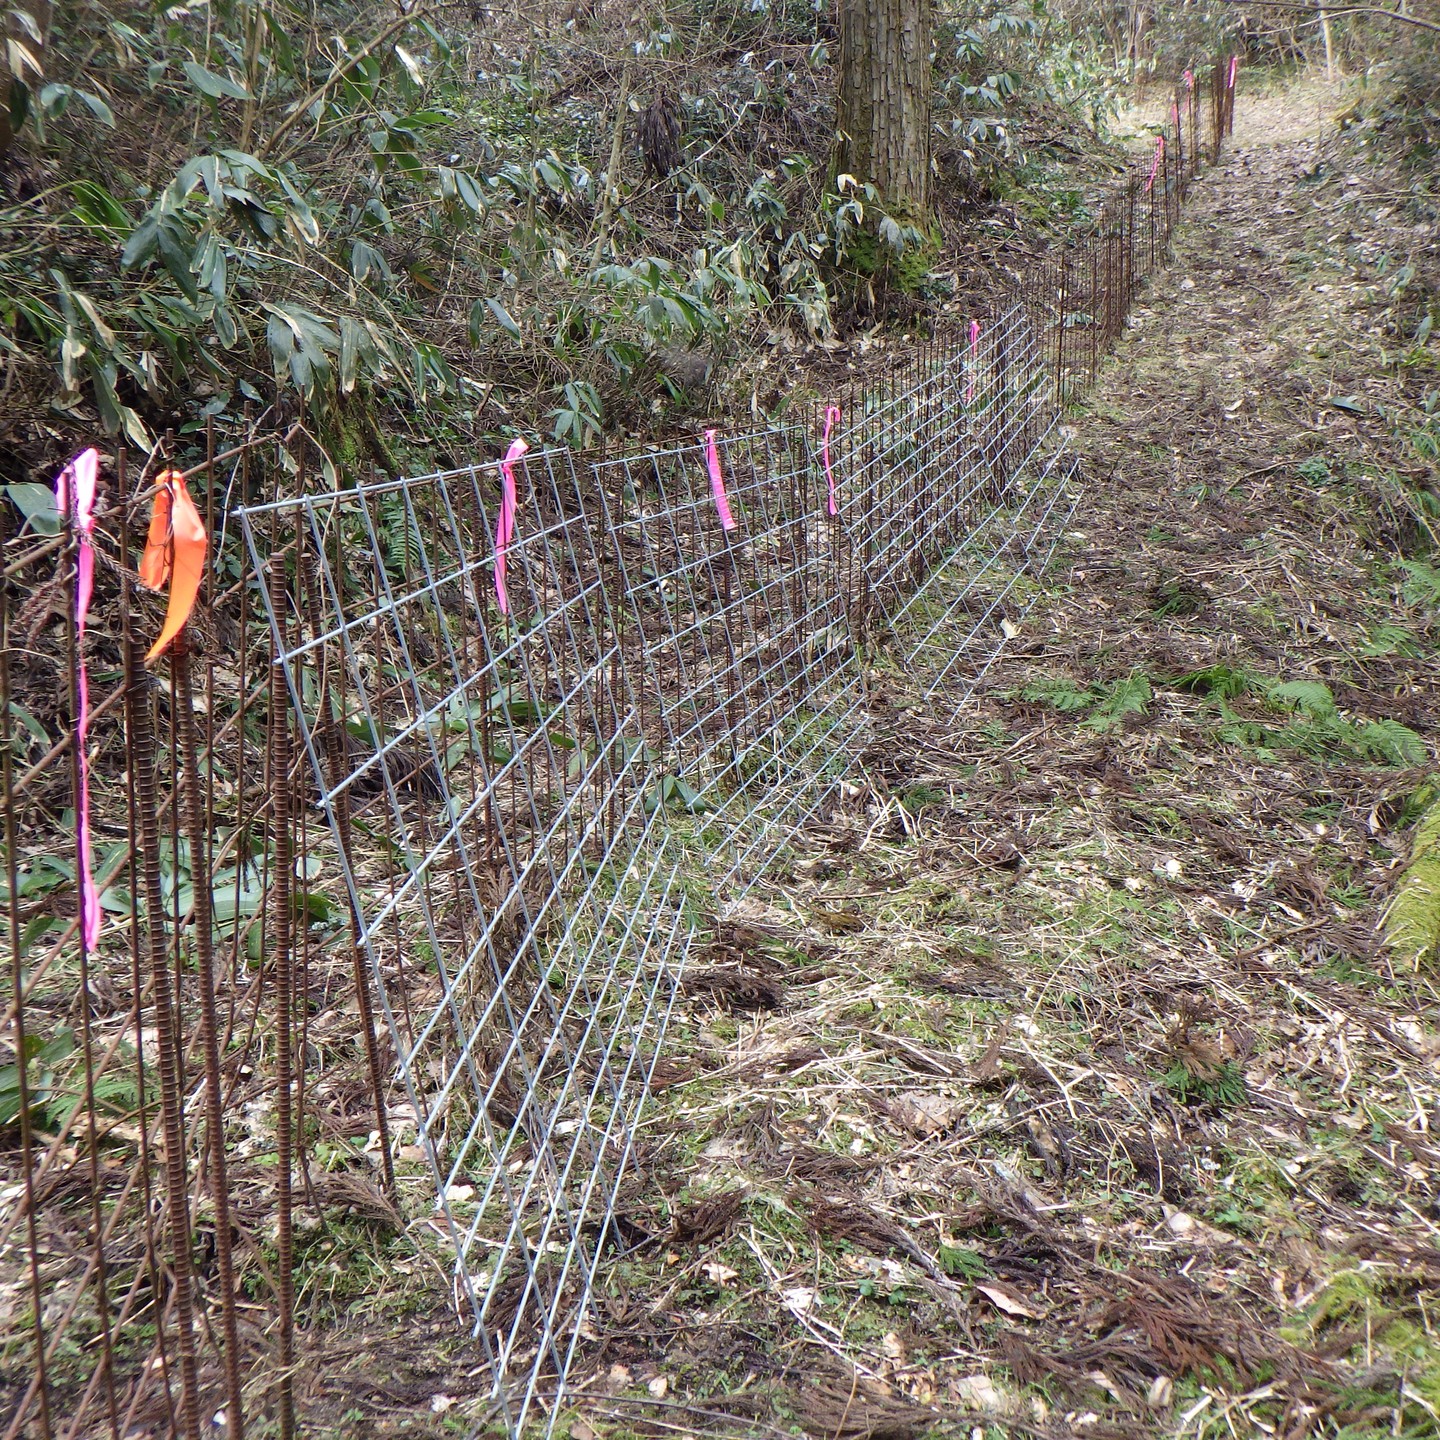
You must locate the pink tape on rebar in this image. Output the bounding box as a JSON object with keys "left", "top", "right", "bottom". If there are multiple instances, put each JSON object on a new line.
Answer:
{"left": 821, "top": 406, "right": 842, "bottom": 517}
{"left": 494, "top": 437, "right": 528, "bottom": 614}
{"left": 54, "top": 448, "right": 101, "bottom": 954}
{"left": 965, "top": 319, "right": 981, "bottom": 404}
{"left": 1172, "top": 99, "right": 1180, "bottom": 131}
{"left": 705, "top": 429, "right": 738, "bottom": 532}
{"left": 1145, "top": 134, "right": 1165, "bottom": 193}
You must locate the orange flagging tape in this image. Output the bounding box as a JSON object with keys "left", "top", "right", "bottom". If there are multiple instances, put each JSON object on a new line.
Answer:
{"left": 139, "top": 469, "right": 208, "bottom": 663}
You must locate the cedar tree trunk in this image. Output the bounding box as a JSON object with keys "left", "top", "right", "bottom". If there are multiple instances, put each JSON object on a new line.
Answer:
{"left": 833, "top": 0, "right": 933, "bottom": 220}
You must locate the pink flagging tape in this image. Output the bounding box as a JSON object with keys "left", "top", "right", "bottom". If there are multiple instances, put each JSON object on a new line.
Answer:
{"left": 822, "top": 405, "right": 841, "bottom": 517}
{"left": 494, "top": 437, "right": 528, "bottom": 614}
{"left": 705, "top": 429, "right": 738, "bottom": 532}
{"left": 965, "top": 320, "right": 981, "bottom": 404}
{"left": 1172, "top": 99, "right": 1180, "bottom": 131}
{"left": 1228, "top": 54, "right": 1239, "bottom": 88}
{"left": 1183, "top": 68, "right": 1195, "bottom": 90}
{"left": 1145, "top": 134, "right": 1165, "bottom": 193}
{"left": 55, "top": 448, "right": 102, "bottom": 953}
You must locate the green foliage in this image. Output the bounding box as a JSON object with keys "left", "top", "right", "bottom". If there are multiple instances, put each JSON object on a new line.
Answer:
{"left": 1020, "top": 672, "right": 1151, "bottom": 729}
{"left": 937, "top": 1244, "right": 990, "bottom": 1279}
{"left": 645, "top": 773, "right": 709, "bottom": 814}
{"left": 0, "top": 1030, "right": 142, "bottom": 1133}
{"left": 1266, "top": 679, "right": 1338, "bottom": 719}
{"left": 1170, "top": 663, "right": 1254, "bottom": 699}
{"left": 1165, "top": 1059, "right": 1247, "bottom": 1108}
{"left": 1026, "top": 666, "right": 1426, "bottom": 769}
{"left": 549, "top": 381, "right": 603, "bottom": 449}
{"left": 1020, "top": 674, "right": 1097, "bottom": 712}
{"left": 1397, "top": 559, "right": 1440, "bottom": 608}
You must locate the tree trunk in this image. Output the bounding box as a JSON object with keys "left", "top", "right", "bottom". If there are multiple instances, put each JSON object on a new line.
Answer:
{"left": 1318, "top": 1, "right": 1337, "bottom": 80}
{"left": 833, "top": 0, "right": 932, "bottom": 220}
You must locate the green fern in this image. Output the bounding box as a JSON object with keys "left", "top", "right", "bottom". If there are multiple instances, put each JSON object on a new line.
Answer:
{"left": 1021, "top": 673, "right": 1152, "bottom": 731}
{"left": 1020, "top": 676, "right": 1096, "bottom": 712}
{"left": 1166, "top": 1059, "right": 1247, "bottom": 1108}
{"left": 1171, "top": 663, "right": 1255, "bottom": 699}
{"left": 1358, "top": 720, "right": 1428, "bottom": 768}
{"left": 379, "top": 496, "right": 424, "bottom": 579}
{"left": 1082, "top": 674, "right": 1152, "bottom": 731}
{"left": 1397, "top": 559, "right": 1440, "bottom": 609}
{"left": 1267, "top": 680, "right": 1338, "bottom": 719}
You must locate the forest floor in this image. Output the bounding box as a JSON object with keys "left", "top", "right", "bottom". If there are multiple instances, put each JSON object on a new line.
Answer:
{"left": 308, "top": 77, "right": 1440, "bottom": 1440}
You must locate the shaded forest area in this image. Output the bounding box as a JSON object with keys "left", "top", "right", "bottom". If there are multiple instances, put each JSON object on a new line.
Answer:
{"left": 0, "top": 0, "right": 1375, "bottom": 488}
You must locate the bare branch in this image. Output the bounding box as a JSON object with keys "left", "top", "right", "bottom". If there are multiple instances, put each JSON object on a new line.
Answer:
{"left": 1215, "top": 0, "right": 1440, "bottom": 36}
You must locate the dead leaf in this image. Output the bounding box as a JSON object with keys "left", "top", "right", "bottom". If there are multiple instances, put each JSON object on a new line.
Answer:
{"left": 702, "top": 1261, "right": 738, "bottom": 1287}
{"left": 974, "top": 1282, "right": 1039, "bottom": 1319}
{"left": 952, "top": 1373, "right": 1008, "bottom": 1411}
{"left": 781, "top": 1285, "right": 817, "bottom": 1316}
{"left": 892, "top": 1091, "right": 960, "bottom": 1137}
{"left": 972, "top": 1026, "right": 1010, "bottom": 1083}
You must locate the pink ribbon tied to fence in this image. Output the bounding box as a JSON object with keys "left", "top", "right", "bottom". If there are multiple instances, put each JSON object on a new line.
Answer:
{"left": 822, "top": 405, "right": 841, "bottom": 517}
{"left": 965, "top": 320, "right": 981, "bottom": 404}
{"left": 704, "top": 429, "right": 738, "bottom": 532}
{"left": 54, "top": 448, "right": 102, "bottom": 954}
{"left": 494, "top": 437, "right": 528, "bottom": 614}
{"left": 1145, "top": 133, "right": 1165, "bottom": 193}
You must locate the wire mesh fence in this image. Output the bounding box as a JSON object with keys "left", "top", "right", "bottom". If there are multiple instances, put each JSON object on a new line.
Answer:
{"left": 1, "top": 54, "right": 1238, "bottom": 1440}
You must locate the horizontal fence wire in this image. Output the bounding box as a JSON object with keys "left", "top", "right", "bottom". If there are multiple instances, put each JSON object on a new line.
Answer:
{"left": 0, "top": 54, "right": 1239, "bottom": 1440}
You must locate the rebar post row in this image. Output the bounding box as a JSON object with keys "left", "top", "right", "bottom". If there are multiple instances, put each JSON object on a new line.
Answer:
{"left": 1030, "top": 52, "right": 1240, "bottom": 403}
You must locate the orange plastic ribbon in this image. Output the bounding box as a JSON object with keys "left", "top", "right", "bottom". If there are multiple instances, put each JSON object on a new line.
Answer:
{"left": 139, "top": 469, "right": 207, "bottom": 663}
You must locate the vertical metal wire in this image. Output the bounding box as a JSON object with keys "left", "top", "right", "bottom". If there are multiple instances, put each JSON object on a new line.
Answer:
{"left": 1, "top": 504, "right": 54, "bottom": 1440}
{"left": 266, "top": 556, "right": 297, "bottom": 1440}
{"left": 172, "top": 641, "right": 246, "bottom": 1436}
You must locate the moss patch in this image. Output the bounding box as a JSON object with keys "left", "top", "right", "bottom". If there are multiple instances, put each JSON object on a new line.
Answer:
{"left": 1384, "top": 776, "right": 1440, "bottom": 967}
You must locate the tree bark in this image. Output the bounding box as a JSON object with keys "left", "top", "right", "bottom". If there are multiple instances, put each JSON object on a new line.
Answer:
{"left": 833, "top": 0, "right": 932, "bottom": 220}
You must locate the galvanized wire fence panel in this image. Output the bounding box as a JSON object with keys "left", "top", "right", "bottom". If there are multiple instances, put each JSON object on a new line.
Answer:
{"left": 240, "top": 455, "right": 693, "bottom": 1436}
{"left": 847, "top": 306, "right": 1080, "bottom": 717}
{"left": 2, "top": 53, "right": 1240, "bottom": 1440}
{"left": 595, "top": 426, "right": 865, "bottom": 894}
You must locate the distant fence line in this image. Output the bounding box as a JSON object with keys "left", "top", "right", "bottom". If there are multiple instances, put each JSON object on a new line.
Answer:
{"left": 0, "top": 55, "right": 1237, "bottom": 1440}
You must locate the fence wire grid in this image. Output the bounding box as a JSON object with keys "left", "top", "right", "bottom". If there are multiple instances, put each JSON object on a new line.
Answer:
{"left": 0, "top": 55, "right": 1238, "bottom": 1440}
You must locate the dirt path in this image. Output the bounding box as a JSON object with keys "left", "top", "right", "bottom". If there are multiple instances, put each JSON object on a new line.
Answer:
{"left": 560, "top": 79, "right": 1440, "bottom": 1440}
